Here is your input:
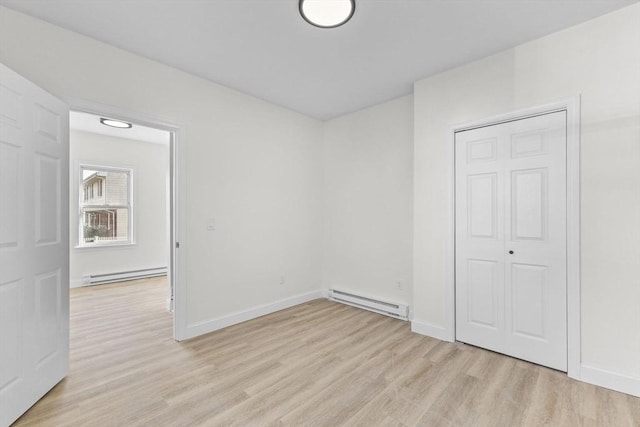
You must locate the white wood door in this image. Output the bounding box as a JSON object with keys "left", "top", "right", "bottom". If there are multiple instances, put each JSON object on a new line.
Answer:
{"left": 0, "top": 63, "right": 69, "bottom": 426}
{"left": 455, "top": 111, "right": 567, "bottom": 371}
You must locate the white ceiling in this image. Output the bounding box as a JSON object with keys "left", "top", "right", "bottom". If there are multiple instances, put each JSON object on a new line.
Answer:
{"left": 70, "top": 111, "right": 170, "bottom": 145}
{"left": 2, "top": 0, "right": 637, "bottom": 120}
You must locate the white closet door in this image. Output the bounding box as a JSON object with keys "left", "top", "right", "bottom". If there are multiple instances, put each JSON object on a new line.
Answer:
{"left": 0, "top": 63, "right": 69, "bottom": 426}
{"left": 455, "top": 111, "right": 567, "bottom": 371}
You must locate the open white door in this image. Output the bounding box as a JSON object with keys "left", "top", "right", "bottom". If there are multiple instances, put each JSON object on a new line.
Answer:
{"left": 0, "top": 63, "right": 69, "bottom": 426}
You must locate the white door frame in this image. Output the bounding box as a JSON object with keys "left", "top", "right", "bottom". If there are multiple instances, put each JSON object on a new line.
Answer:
{"left": 445, "top": 96, "right": 581, "bottom": 379}
{"left": 63, "top": 98, "right": 189, "bottom": 341}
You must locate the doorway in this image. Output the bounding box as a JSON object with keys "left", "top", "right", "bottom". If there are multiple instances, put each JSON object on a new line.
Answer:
{"left": 69, "top": 111, "right": 172, "bottom": 308}
{"left": 66, "top": 100, "right": 186, "bottom": 341}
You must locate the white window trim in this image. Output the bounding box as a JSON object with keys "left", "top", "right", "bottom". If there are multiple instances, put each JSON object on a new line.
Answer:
{"left": 76, "top": 163, "right": 135, "bottom": 248}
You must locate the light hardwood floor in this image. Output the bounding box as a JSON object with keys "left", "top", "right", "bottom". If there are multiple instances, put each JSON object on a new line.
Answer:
{"left": 13, "top": 278, "right": 640, "bottom": 426}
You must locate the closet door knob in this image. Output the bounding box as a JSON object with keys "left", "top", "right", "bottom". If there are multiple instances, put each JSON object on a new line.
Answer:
{"left": 508, "top": 250, "right": 514, "bottom": 255}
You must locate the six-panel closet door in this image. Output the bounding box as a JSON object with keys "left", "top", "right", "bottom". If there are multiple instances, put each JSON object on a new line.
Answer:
{"left": 455, "top": 111, "right": 567, "bottom": 371}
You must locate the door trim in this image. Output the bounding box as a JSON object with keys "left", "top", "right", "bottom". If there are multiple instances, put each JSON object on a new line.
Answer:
{"left": 63, "top": 98, "right": 189, "bottom": 341}
{"left": 445, "top": 96, "right": 581, "bottom": 379}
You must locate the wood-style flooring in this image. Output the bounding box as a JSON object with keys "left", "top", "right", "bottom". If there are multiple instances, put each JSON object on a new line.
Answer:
{"left": 13, "top": 278, "right": 640, "bottom": 426}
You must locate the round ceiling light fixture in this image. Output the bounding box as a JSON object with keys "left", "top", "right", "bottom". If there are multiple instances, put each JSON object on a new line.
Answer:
{"left": 299, "top": 0, "right": 355, "bottom": 29}
{"left": 100, "top": 118, "right": 132, "bottom": 129}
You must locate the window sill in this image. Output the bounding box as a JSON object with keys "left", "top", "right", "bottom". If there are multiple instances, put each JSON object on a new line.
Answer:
{"left": 75, "top": 241, "right": 137, "bottom": 249}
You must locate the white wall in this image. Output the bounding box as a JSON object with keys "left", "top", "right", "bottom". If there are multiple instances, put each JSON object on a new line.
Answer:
{"left": 322, "top": 95, "right": 413, "bottom": 305}
{"left": 413, "top": 3, "right": 640, "bottom": 388}
{"left": 0, "top": 6, "right": 323, "bottom": 332}
{"left": 69, "top": 130, "right": 168, "bottom": 286}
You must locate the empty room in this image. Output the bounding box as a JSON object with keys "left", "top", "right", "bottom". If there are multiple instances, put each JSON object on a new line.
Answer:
{"left": 0, "top": 0, "right": 639, "bottom": 426}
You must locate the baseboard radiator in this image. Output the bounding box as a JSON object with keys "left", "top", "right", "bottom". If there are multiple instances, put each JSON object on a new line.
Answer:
{"left": 82, "top": 267, "right": 167, "bottom": 286}
{"left": 328, "top": 289, "right": 409, "bottom": 321}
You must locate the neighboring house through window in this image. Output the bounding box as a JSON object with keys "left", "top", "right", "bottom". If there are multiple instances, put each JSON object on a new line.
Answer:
{"left": 79, "top": 165, "right": 133, "bottom": 246}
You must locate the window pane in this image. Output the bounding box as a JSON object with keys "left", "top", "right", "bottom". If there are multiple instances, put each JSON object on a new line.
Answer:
{"left": 80, "top": 166, "right": 132, "bottom": 245}
{"left": 104, "top": 171, "right": 129, "bottom": 205}
{"left": 82, "top": 208, "right": 129, "bottom": 243}
{"left": 81, "top": 169, "right": 129, "bottom": 206}
{"left": 81, "top": 169, "right": 107, "bottom": 205}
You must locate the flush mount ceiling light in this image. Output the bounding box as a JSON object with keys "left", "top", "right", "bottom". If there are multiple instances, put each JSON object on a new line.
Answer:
{"left": 299, "top": 0, "right": 355, "bottom": 29}
{"left": 100, "top": 118, "right": 132, "bottom": 129}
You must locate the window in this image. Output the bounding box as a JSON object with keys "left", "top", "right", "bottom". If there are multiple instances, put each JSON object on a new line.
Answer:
{"left": 79, "top": 165, "right": 133, "bottom": 246}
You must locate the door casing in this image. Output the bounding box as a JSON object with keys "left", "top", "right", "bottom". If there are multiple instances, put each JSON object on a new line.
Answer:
{"left": 445, "top": 97, "right": 581, "bottom": 380}
{"left": 64, "top": 98, "right": 189, "bottom": 341}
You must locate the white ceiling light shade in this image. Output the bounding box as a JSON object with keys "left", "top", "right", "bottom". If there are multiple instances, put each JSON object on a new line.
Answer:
{"left": 100, "top": 118, "right": 132, "bottom": 129}
{"left": 299, "top": 0, "right": 355, "bottom": 28}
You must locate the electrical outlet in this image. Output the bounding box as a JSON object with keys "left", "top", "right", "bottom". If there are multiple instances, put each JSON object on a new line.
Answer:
{"left": 396, "top": 279, "right": 404, "bottom": 292}
{"left": 280, "top": 275, "right": 286, "bottom": 285}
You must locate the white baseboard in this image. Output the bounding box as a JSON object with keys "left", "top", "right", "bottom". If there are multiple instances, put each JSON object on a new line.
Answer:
{"left": 580, "top": 364, "right": 640, "bottom": 397}
{"left": 183, "top": 290, "right": 325, "bottom": 340}
{"left": 411, "top": 319, "right": 454, "bottom": 342}
{"left": 70, "top": 279, "right": 83, "bottom": 288}
{"left": 409, "top": 320, "right": 639, "bottom": 397}
{"left": 410, "top": 318, "right": 640, "bottom": 397}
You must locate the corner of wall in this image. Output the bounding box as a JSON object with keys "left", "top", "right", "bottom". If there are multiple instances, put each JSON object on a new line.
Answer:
{"left": 410, "top": 319, "right": 453, "bottom": 342}
{"left": 180, "top": 289, "right": 326, "bottom": 341}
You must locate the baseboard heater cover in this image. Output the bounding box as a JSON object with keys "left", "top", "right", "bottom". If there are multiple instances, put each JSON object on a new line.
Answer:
{"left": 82, "top": 267, "right": 167, "bottom": 286}
{"left": 328, "top": 289, "right": 409, "bottom": 321}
